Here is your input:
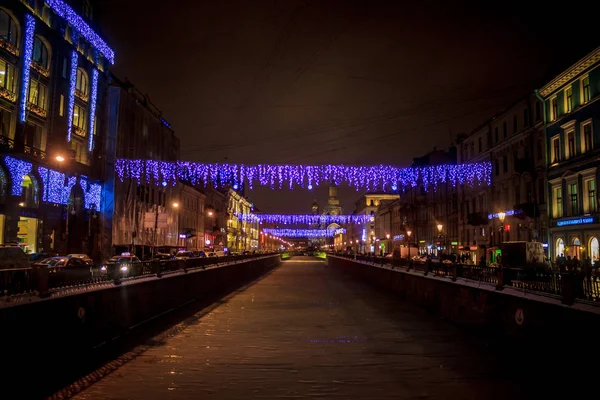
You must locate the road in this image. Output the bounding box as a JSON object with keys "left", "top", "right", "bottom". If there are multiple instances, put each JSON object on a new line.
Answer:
{"left": 72, "top": 257, "right": 542, "bottom": 399}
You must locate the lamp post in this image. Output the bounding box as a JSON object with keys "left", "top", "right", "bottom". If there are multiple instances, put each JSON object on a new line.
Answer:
{"left": 406, "top": 229, "right": 412, "bottom": 260}
{"left": 498, "top": 212, "right": 506, "bottom": 243}
{"left": 437, "top": 223, "right": 443, "bottom": 256}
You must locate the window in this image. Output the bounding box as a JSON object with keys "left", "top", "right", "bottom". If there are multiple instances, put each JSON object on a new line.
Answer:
{"left": 538, "top": 179, "right": 545, "bottom": 204}
{"left": 552, "top": 136, "right": 560, "bottom": 163}
{"left": 21, "top": 175, "right": 39, "bottom": 208}
{"left": 71, "top": 137, "right": 89, "bottom": 165}
{"left": 495, "top": 159, "right": 499, "bottom": 176}
{"left": 564, "top": 87, "right": 574, "bottom": 113}
{"left": 581, "top": 76, "right": 590, "bottom": 104}
{"left": 567, "top": 130, "right": 575, "bottom": 158}
{"left": 23, "top": 122, "right": 44, "bottom": 150}
{"left": 0, "top": 57, "right": 16, "bottom": 94}
{"left": 524, "top": 109, "right": 529, "bottom": 127}
{"left": 28, "top": 79, "right": 47, "bottom": 111}
{"left": 570, "top": 183, "right": 578, "bottom": 215}
{"left": 535, "top": 102, "right": 541, "bottom": 121}
{"left": 537, "top": 139, "right": 543, "bottom": 161}
{"left": 583, "top": 122, "right": 593, "bottom": 152}
{"left": 514, "top": 184, "right": 521, "bottom": 204}
{"left": 587, "top": 180, "right": 596, "bottom": 213}
{"left": 59, "top": 94, "right": 64, "bottom": 116}
{"left": 75, "top": 68, "right": 89, "bottom": 99}
{"left": 494, "top": 127, "right": 498, "bottom": 143}
{"left": 525, "top": 181, "right": 532, "bottom": 202}
{"left": 0, "top": 9, "right": 19, "bottom": 48}
{"left": 478, "top": 137, "right": 482, "bottom": 153}
{"left": 32, "top": 37, "right": 49, "bottom": 69}
{"left": 0, "top": 108, "right": 11, "bottom": 138}
{"left": 503, "top": 121, "right": 507, "bottom": 138}
{"left": 513, "top": 115, "right": 517, "bottom": 133}
{"left": 555, "top": 187, "right": 563, "bottom": 218}
{"left": 470, "top": 141, "right": 474, "bottom": 157}
{"left": 73, "top": 104, "right": 87, "bottom": 134}
{"left": 503, "top": 155, "right": 508, "bottom": 173}
{"left": 62, "top": 57, "right": 67, "bottom": 79}
{"left": 550, "top": 97, "right": 558, "bottom": 121}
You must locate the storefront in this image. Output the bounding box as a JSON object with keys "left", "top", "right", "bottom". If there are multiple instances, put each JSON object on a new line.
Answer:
{"left": 550, "top": 216, "right": 599, "bottom": 264}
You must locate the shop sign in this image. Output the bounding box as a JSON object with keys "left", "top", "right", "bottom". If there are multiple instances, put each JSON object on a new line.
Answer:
{"left": 556, "top": 216, "right": 594, "bottom": 227}
{"left": 419, "top": 240, "right": 425, "bottom": 243}
{"left": 469, "top": 246, "right": 477, "bottom": 250}
{"left": 451, "top": 241, "right": 458, "bottom": 246}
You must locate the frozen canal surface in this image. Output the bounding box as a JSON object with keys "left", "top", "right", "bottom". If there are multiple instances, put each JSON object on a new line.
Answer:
{"left": 75, "top": 257, "right": 536, "bottom": 399}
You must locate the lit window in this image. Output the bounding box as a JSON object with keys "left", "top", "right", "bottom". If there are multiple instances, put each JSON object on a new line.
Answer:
{"left": 583, "top": 122, "right": 593, "bottom": 152}
{"left": 564, "top": 87, "right": 572, "bottom": 113}
{"left": 28, "top": 78, "right": 47, "bottom": 111}
{"left": 73, "top": 104, "right": 87, "bottom": 134}
{"left": 75, "top": 68, "right": 89, "bottom": 100}
{"left": 588, "top": 180, "right": 597, "bottom": 213}
{"left": 59, "top": 94, "right": 64, "bottom": 116}
{"left": 0, "top": 57, "right": 16, "bottom": 94}
{"left": 550, "top": 97, "right": 558, "bottom": 121}
{"left": 570, "top": 183, "right": 578, "bottom": 215}
{"left": 581, "top": 76, "right": 590, "bottom": 104}
{"left": 554, "top": 187, "right": 563, "bottom": 218}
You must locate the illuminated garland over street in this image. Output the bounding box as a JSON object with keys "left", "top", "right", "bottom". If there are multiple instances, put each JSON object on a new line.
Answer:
{"left": 238, "top": 213, "right": 372, "bottom": 225}
{"left": 115, "top": 160, "right": 492, "bottom": 191}
{"left": 262, "top": 228, "right": 344, "bottom": 238}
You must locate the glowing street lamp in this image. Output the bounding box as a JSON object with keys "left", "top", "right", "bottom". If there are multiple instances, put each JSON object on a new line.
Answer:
{"left": 498, "top": 212, "right": 506, "bottom": 243}
{"left": 55, "top": 155, "right": 65, "bottom": 162}
{"left": 172, "top": 202, "right": 179, "bottom": 208}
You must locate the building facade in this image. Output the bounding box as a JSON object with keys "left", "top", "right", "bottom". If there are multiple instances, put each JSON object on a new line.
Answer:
{"left": 106, "top": 77, "right": 180, "bottom": 258}
{"left": 353, "top": 193, "right": 399, "bottom": 254}
{"left": 1, "top": 0, "right": 111, "bottom": 259}
{"left": 178, "top": 183, "right": 205, "bottom": 251}
{"left": 203, "top": 187, "right": 226, "bottom": 252}
{"left": 226, "top": 188, "right": 259, "bottom": 252}
{"left": 540, "top": 47, "right": 600, "bottom": 264}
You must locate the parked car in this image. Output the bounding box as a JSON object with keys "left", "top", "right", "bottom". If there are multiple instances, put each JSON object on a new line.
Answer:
{"left": 105, "top": 254, "right": 141, "bottom": 275}
{"left": 28, "top": 252, "right": 59, "bottom": 264}
{"left": 215, "top": 250, "right": 226, "bottom": 257}
{"left": 0, "top": 245, "right": 30, "bottom": 270}
{"left": 175, "top": 251, "right": 195, "bottom": 260}
{"left": 193, "top": 251, "right": 207, "bottom": 258}
{"left": 207, "top": 252, "right": 218, "bottom": 258}
{"left": 152, "top": 253, "right": 174, "bottom": 261}
{"left": 34, "top": 256, "right": 90, "bottom": 269}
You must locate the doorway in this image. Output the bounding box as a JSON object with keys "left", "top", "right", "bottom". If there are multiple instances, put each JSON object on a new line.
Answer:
{"left": 17, "top": 216, "right": 38, "bottom": 254}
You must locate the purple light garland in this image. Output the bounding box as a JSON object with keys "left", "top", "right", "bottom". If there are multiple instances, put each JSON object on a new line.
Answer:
{"left": 45, "top": 0, "right": 115, "bottom": 64}
{"left": 4, "top": 156, "right": 32, "bottom": 196}
{"left": 88, "top": 68, "right": 99, "bottom": 151}
{"left": 239, "top": 213, "right": 372, "bottom": 225}
{"left": 80, "top": 177, "right": 102, "bottom": 210}
{"left": 19, "top": 14, "right": 35, "bottom": 122}
{"left": 262, "top": 228, "right": 342, "bottom": 238}
{"left": 66, "top": 50, "right": 78, "bottom": 142}
{"left": 115, "top": 160, "right": 492, "bottom": 192}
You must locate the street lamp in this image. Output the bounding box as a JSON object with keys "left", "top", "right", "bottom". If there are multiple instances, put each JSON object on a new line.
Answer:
{"left": 55, "top": 155, "right": 65, "bottom": 162}
{"left": 498, "top": 212, "right": 506, "bottom": 243}
{"left": 172, "top": 202, "right": 179, "bottom": 208}
{"left": 406, "top": 230, "right": 412, "bottom": 260}
{"left": 436, "top": 224, "right": 444, "bottom": 256}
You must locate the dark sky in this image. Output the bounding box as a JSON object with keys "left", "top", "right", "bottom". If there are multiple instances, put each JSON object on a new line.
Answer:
{"left": 98, "top": 0, "right": 597, "bottom": 213}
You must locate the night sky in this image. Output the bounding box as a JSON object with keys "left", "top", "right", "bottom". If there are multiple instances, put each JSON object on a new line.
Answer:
{"left": 98, "top": 0, "right": 597, "bottom": 213}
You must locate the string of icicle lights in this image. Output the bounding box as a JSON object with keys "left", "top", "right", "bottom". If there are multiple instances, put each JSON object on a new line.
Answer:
{"left": 239, "top": 213, "right": 372, "bottom": 225}
{"left": 115, "top": 160, "right": 492, "bottom": 191}
{"left": 262, "top": 228, "right": 344, "bottom": 238}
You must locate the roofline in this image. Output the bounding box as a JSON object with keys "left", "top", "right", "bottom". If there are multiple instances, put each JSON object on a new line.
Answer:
{"left": 539, "top": 46, "right": 600, "bottom": 98}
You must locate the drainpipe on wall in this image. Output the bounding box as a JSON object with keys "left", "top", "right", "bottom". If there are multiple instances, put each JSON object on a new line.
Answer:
{"left": 534, "top": 89, "right": 551, "bottom": 258}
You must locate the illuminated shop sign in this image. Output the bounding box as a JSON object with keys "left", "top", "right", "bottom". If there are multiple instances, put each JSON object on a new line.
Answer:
{"left": 556, "top": 216, "right": 595, "bottom": 227}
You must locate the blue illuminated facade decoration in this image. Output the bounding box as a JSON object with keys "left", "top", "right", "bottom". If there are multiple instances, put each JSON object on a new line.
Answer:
{"left": 88, "top": 69, "right": 99, "bottom": 151}
{"left": 4, "top": 156, "right": 32, "bottom": 196}
{"left": 45, "top": 0, "right": 115, "bottom": 64}
{"left": 80, "top": 177, "right": 101, "bottom": 211}
{"left": 556, "top": 216, "right": 595, "bottom": 227}
{"left": 66, "top": 50, "right": 78, "bottom": 142}
{"left": 19, "top": 14, "right": 35, "bottom": 122}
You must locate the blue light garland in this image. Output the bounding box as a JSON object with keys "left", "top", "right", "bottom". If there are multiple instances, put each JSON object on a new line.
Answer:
{"left": 88, "top": 68, "right": 99, "bottom": 151}
{"left": 262, "top": 228, "right": 341, "bottom": 238}
{"left": 115, "top": 160, "right": 492, "bottom": 191}
{"left": 19, "top": 14, "right": 35, "bottom": 122}
{"left": 238, "top": 213, "right": 373, "bottom": 225}
{"left": 4, "top": 156, "right": 32, "bottom": 196}
{"left": 80, "top": 177, "right": 101, "bottom": 210}
{"left": 45, "top": 0, "right": 115, "bottom": 64}
{"left": 66, "top": 50, "right": 78, "bottom": 142}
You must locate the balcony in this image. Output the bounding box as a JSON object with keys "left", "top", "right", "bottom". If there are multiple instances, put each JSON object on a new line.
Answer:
{"left": 30, "top": 61, "right": 50, "bottom": 78}
{"left": 0, "top": 37, "right": 19, "bottom": 57}
{"left": 0, "top": 86, "right": 17, "bottom": 103}
{"left": 23, "top": 145, "right": 46, "bottom": 161}
{"left": 27, "top": 102, "right": 47, "bottom": 119}
{"left": 73, "top": 126, "right": 87, "bottom": 137}
{"left": 467, "top": 212, "right": 488, "bottom": 226}
{"left": 514, "top": 158, "right": 534, "bottom": 174}
{"left": 0, "top": 135, "right": 15, "bottom": 152}
{"left": 75, "top": 88, "right": 89, "bottom": 102}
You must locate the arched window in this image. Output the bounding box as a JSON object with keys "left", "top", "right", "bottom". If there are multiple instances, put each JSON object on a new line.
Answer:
{"left": 75, "top": 68, "right": 89, "bottom": 100}
{"left": 21, "top": 174, "right": 39, "bottom": 208}
{"left": 0, "top": 9, "right": 19, "bottom": 49}
{"left": 571, "top": 237, "right": 581, "bottom": 259}
{"left": 555, "top": 238, "right": 564, "bottom": 258}
{"left": 32, "top": 36, "right": 49, "bottom": 70}
{"left": 589, "top": 237, "right": 599, "bottom": 265}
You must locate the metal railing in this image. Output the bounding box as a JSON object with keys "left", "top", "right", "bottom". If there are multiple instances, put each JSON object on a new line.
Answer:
{"left": 333, "top": 254, "right": 600, "bottom": 304}
{"left": 0, "top": 253, "right": 279, "bottom": 299}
